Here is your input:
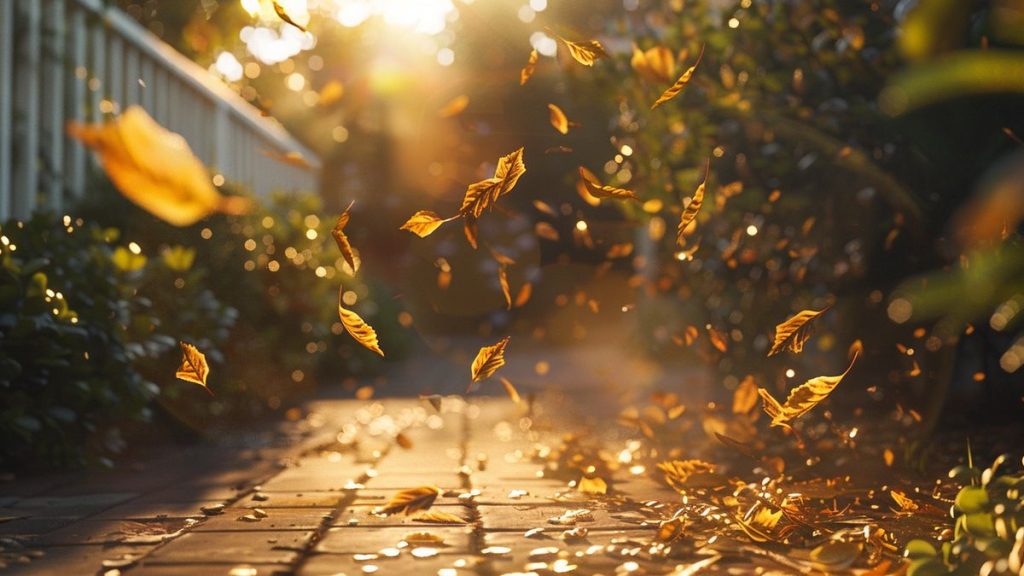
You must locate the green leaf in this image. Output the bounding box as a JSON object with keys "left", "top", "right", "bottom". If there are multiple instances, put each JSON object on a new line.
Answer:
{"left": 908, "top": 558, "right": 949, "bottom": 576}
{"left": 905, "top": 539, "right": 938, "bottom": 559}
{"left": 954, "top": 486, "right": 989, "bottom": 514}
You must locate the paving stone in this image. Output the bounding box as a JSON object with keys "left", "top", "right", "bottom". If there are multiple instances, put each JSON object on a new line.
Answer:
{"left": 0, "top": 516, "right": 76, "bottom": 537}
{"left": 130, "top": 562, "right": 292, "bottom": 575}
{"left": 348, "top": 489, "right": 465, "bottom": 507}
{"left": 357, "top": 473, "right": 468, "bottom": 490}
{"left": 298, "top": 552, "right": 482, "bottom": 576}
{"left": 32, "top": 518, "right": 191, "bottom": 545}
{"left": 238, "top": 491, "right": 350, "bottom": 508}
{"left": 476, "top": 504, "right": 655, "bottom": 532}
{"left": 6, "top": 493, "right": 137, "bottom": 517}
{"left": 315, "top": 526, "right": 474, "bottom": 554}
{"left": 145, "top": 529, "right": 314, "bottom": 564}
{"left": 333, "top": 504, "right": 474, "bottom": 527}
{"left": 194, "top": 507, "right": 334, "bottom": 531}
{"left": 3, "top": 544, "right": 155, "bottom": 575}
{"left": 93, "top": 500, "right": 224, "bottom": 520}
{"left": 138, "top": 484, "right": 247, "bottom": 504}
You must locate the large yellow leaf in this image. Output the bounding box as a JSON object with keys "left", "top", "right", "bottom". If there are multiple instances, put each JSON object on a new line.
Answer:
{"left": 412, "top": 510, "right": 466, "bottom": 524}
{"left": 758, "top": 352, "right": 859, "bottom": 429}
{"left": 176, "top": 341, "right": 212, "bottom": 394}
{"left": 67, "top": 106, "right": 250, "bottom": 227}
{"left": 732, "top": 375, "right": 758, "bottom": 415}
{"left": 676, "top": 159, "right": 710, "bottom": 246}
{"left": 437, "top": 95, "right": 469, "bottom": 119}
{"left": 651, "top": 44, "right": 705, "bottom": 110}
{"left": 400, "top": 210, "right": 456, "bottom": 238}
{"left": 459, "top": 148, "right": 527, "bottom": 219}
{"left": 376, "top": 486, "right": 440, "bottom": 516}
{"left": 521, "top": 48, "right": 539, "bottom": 86}
{"left": 631, "top": 44, "right": 676, "bottom": 84}
{"left": 338, "top": 287, "right": 384, "bottom": 357}
{"left": 548, "top": 104, "right": 570, "bottom": 134}
{"left": 656, "top": 459, "right": 721, "bottom": 492}
{"left": 556, "top": 34, "right": 607, "bottom": 66}
{"left": 471, "top": 336, "right": 510, "bottom": 383}
{"left": 578, "top": 167, "right": 639, "bottom": 202}
{"left": 767, "top": 307, "right": 829, "bottom": 356}
{"left": 331, "top": 201, "right": 360, "bottom": 274}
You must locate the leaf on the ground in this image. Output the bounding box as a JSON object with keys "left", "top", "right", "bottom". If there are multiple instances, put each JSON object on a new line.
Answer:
{"left": 376, "top": 486, "right": 441, "bottom": 516}
{"left": 176, "top": 342, "right": 212, "bottom": 394}
{"left": 657, "top": 516, "right": 686, "bottom": 542}
{"left": 657, "top": 459, "right": 721, "bottom": 491}
{"left": 499, "top": 377, "right": 521, "bottom": 404}
{"left": 651, "top": 44, "right": 704, "bottom": 109}
{"left": 768, "top": 307, "right": 829, "bottom": 356}
{"left": 67, "top": 106, "right": 250, "bottom": 226}
{"left": 331, "top": 201, "right": 360, "bottom": 274}
{"left": 521, "top": 48, "right": 539, "bottom": 85}
{"left": 577, "top": 476, "right": 608, "bottom": 495}
{"left": 412, "top": 510, "right": 466, "bottom": 524}
{"left": 459, "top": 148, "right": 526, "bottom": 220}
{"left": 272, "top": 0, "right": 307, "bottom": 32}
{"left": 759, "top": 351, "right": 859, "bottom": 429}
{"left": 810, "top": 541, "right": 862, "bottom": 571}
{"left": 338, "top": 288, "right": 384, "bottom": 357}
{"left": 401, "top": 210, "right": 455, "bottom": 238}
{"left": 437, "top": 95, "right": 469, "bottom": 118}
{"left": 677, "top": 159, "right": 710, "bottom": 245}
{"left": 556, "top": 34, "right": 607, "bottom": 66}
{"left": 471, "top": 336, "right": 511, "bottom": 383}
{"left": 578, "top": 166, "right": 639, "bottom": 201}
{"left": 890, "top": 489, "right": 919, "bottom": 512}
{"left": 404, "top": 531, "right": 446, "bottom": 544}
{"left": 732, "top": 375, "right": 758, "bottom": 415}
{"left": 548, "top": 104, "right": 570, "bottom": 134}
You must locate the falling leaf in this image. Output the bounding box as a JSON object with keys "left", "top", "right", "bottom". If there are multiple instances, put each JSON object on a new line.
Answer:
{"left": 395, "top": 432, "right": 413, "bottom": 450}
{"left": 437, "top": 95, "right": 470, "bottom": 118}
{"left": 338, "top": 287, "right": 384, "bottom": 357}
{"left": 471, "top": 336, "right": 510, "bottom": 383}
{"left": 176, "top": 341, "right": 212, "bottom": 394}
{"left": 67, "top": 106, "right": 250, "bottom": 226}
{"left": 732, "top": 375, "right": 758, "bottom": 415}
{"left": 520, "top": 48, "right": 539, "bottom": 85}
{"left": 651, "top": 44, "right": 704, "bottom": 110}
{"left": 631, "top": 44, "right": 676, "bottom": 84}
{"left": 578, "top": 167, "right": 639, "bottom": 201}
{"left": 884, "top": 448, "right": 895, "bottom": 467}
{"left": 767, "top": 307, "right": 829, "bottom": 356}
{"left": 657, "top": 460, "right": 720, "bottom": 492}
{"left": 272, "top": 0, "right": 307, "bottom": 32}
{"left": 532, "top": 200, "right": 557, "bottom": 217}
{"left": 459, "top": 148, "right": 527, "bottom": 220}
{"left": 412, "top": 510, "right": 466, "bottom": 524}
{"left": 318, "top": 80, "right": 344, "bottom": 107}
{"left": 331, "top": 201, "right": 360, "bottom": 274}
{"left": 400, "top": 210, "right": 456, "bottom": 238}
{"left": 261, "top": 149, "right": 313, "bottom": 169}
{"left": 498, "top": 266, "right": 512, "bottom": 310}
{"left": 707, "top": 325, "right": 728, "bottom": 353}
{"left": 499, "top": 377, "right": 521, "bottom": 404}
{"left": 555, "top": 34, "right": 608, "bottom": 66}
{"left": 548, "top": 104, "right": 570, "bottom": 134}
{"left": 758, "top": 351, "right": 859, "bottom": 429}
{"left": 677, "top": 159, "right": 710, "bottom": 245}
{"left": 577, "top": 476, "right": 608, "bottom": 495}
{"left": 514, "top": 282, "right": 533, "bottom": 308}
{"left": 376, "top": 487, "right": 441, "bottom": 516}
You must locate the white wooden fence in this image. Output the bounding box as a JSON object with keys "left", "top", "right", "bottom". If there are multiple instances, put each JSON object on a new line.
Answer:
{"left": 0, "top": 0, "right": 320, "bottom": 221}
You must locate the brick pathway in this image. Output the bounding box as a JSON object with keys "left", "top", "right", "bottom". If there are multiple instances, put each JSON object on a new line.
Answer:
{"left": 0, "top": 397, "right": 685, "bottom": 575}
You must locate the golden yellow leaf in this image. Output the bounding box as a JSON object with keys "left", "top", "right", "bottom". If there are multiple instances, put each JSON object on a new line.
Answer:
{"left": 631, "top": 44, "right": 676, "bottom": 84}
{"left": 534, "top": 221, "right": 560, "bottom": 241}
{"left": 498, "top": 266, "right": 512, "bottom": 310}
{"left": 767, "top": 307, "right": 829, "bottom": 356}
{"left": 707, "top": 325, "right": 728, "bottom": 353}
{"left": 338, "top": 287, "right": 384, "bottom": 357}
{"left": 376, "top": 486, "right": 440, "bottom": 516}
{"left": 176, "top": 341, "right": 212, "bottom": 394}
{"left": 412, "top": 510, "right": 466, "bottom": 524}
{"left": 318, "top": 80, "right": 344, "bottom": 107}
{"left": 556, "top": 34, "right": 607, "bottom": 66}
{"left": 732, "top": 375, "right": 758, "bottom": 415}
{"left": 890, "top": 489, "right": 919, "bottom": 512}
{"left": 459, "top": 148, "right": 527, "bottom": 220}
{"left": 262, "top": 149, "right": 313, "bottom": 169}
{"left": 883, "top": 448, "right": 895, "bottom": 467}
{"left": 578, "top": 476, "right": 608, "bottom": 495}
{"left": 657, "top": 516, "right": 686, "bottom": 542}
{"left": 651, "top": 44, "right": 704, "bottom": 110}
{"left": 578, "top": 166, "right": 639, "bottom": 202}
{"left": 403, "top": 531, "right": 445, "bottom": 544}
{"left": 575, "top": 177, "right": 602, "bottom": 207}
{"left": 521, "top": 48, "right": 539, "bottom": 86}
{"left": 758, "top": 352, "right": 859, "bottom": 429}
{"left": 656, "top": 459, "right": 719, "bottom": 492}
{"left": 548, "top": 103, "right": 569, "bottom": 134}
{"left": 463, "top": 217, "right": 479, "bottom": 249}
{"left": 499, "top": 376, "right": 521, "bottom": 404}
{"left": 331, "top": 201, "right": 360, "bottom": 274}
{"left": 437, "top": 95, "right": 469, "bottom": 119}
{"left": 400, "top": 210, "right": 455, "bottom": 238}
{"left": 395, "top": 432, "right": 413, "bottom": 450}
{"left": 272, "top": 0, "right": 307, "bottom": 32}
{"left": 67, "top": 106, "right": 250, "bottom": 227}
{"left": 514, "top": 282, "right": 533, "bottom": 308}
{"left": 471, "top": 336, "right": 510, "bottom": 383}
{"left": 749, "top": 507, "right": 782, "bottom": 531}
{"left": 677, "top": 159, "right": 710, "bottom": 246}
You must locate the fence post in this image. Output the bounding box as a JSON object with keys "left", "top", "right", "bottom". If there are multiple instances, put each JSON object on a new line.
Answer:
{"left": 13, "top": 0, "right": 42, "bottom": 219}
{"left": 66, "top": 1, "right": 87, "bottom": 199}
{"left": 0, "top": 1, "right": 14, "bottom": 221}
{"left": 42, "top": 0, "right": 67, "bottom": 214}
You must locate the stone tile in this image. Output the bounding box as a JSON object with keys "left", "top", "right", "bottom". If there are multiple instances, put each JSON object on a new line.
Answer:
{"left": 476, "top": 504, "right": 655, "bottom": 532}
{"left": 298, "top": 552, "right": 482, "bottom": 576}
{"left": 3, "top": 544, "right": 154, "bottom": 575}
{"left": 348, "top": 489, "right": 465, "bottom": 507}
{"left": 0, "top": 516, "right": 76, "bottom": 536}
{"left": 33, "top": 518, "right": 192, "bottom": 545}
{"left": 130, "top": 563, "right": 292, "bottom": 575}
{"left": 333, "top": 504, "right": 473, "bottom": 527}
{"left": 93, "top": 500, "right": 224, "bottom": 520}
{"left": 358, "top": 473, "right": 467, "bottom": 491}
{"left": 145, "top": 530, "right": 314, "bottom": 564}
{"left": 314, "top": 526, "right": 474, "bottom": 554}
{"left": 236, "top": 491, "right": 350, "bottom": 509}
{"left": 6, "top": 493, "right": 137, "bottom": 517}
{"left": 194, "top": 508, "right": 334, "bottom": 531}
{"left": 138, "top": 484, "right": 246, "bottom": 504}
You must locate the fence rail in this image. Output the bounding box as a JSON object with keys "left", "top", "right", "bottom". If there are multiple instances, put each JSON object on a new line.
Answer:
{"left": 0, "top": 0, "right": 320, "bottom": 221}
